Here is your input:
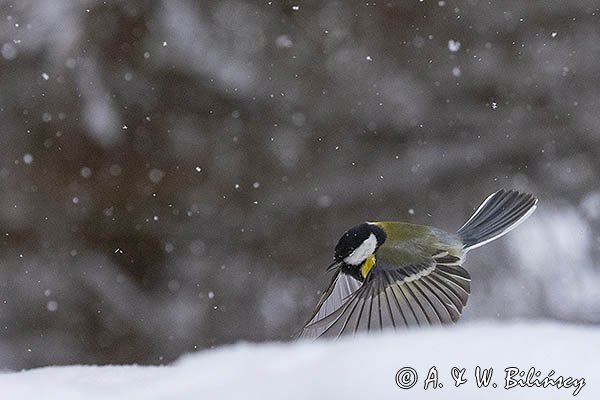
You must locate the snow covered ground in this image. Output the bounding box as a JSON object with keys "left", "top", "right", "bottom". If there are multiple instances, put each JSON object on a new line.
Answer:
{"left": 0, "top": 322, "right": 597, "bottom": 400}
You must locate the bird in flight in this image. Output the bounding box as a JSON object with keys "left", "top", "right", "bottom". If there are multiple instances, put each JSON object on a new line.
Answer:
{"left": 299, "top": 189, "right": 538, "bottom": 339}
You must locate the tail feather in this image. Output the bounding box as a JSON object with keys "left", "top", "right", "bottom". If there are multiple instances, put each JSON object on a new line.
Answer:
{"left": 457, "top": 189, "right": 537, "bottom": 250}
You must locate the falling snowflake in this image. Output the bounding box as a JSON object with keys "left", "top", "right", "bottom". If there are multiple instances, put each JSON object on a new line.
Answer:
{"left": 448, "top": 40, "right": 461, "bottom": 52}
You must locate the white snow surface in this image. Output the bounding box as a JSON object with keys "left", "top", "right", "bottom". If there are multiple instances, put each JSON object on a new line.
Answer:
{"left": 1, "top": 322, "right": 597, "bottom": 400}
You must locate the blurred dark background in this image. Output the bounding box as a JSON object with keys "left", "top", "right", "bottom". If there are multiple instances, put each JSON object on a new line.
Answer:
{"left": 1, "top": 0, "right": 599, "bottom": 369}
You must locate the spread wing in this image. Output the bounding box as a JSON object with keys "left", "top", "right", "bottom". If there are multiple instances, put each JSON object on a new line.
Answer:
{"left": 297, "top": 271, "right": 361, "bottom": 339}
{"left": 299, "top": 254, "right": 470, "bottom": 339}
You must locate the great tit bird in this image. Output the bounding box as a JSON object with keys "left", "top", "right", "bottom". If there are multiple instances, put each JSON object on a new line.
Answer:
{"left": 299, "top": 189, "right": 537, "bottom": 339}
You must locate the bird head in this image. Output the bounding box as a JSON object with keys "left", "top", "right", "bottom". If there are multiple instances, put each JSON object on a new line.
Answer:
{"left": 327, "top": 222, "right": 387, "bottom": 273}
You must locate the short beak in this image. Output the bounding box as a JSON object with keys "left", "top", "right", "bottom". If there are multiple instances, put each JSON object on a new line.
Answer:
{"left": 326, "top": 260, "right": 342, "bottom": 272}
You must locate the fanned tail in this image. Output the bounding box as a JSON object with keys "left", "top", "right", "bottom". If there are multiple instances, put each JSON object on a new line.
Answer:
{"left": 457, "top": 189, "right": 537, "bottom": 251}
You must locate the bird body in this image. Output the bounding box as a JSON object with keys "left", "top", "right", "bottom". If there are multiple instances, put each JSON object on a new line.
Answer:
{"left": 372, "top": 222, "right": 464, "bottom": 266}
{"left": 299, "top": 189, "right": 537, "bottom": 339}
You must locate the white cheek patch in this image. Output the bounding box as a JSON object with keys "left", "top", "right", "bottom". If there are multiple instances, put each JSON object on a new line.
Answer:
{"left": 344, "top": 233, "right": 377, "bottom": 266}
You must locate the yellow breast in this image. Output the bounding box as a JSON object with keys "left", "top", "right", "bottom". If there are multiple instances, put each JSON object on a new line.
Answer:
{"left": 360, "top": 254, "right": 376, "bottom": 279}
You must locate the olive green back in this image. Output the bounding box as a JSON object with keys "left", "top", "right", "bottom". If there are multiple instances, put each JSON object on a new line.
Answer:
{"left": 371, "top": 222, "right": 463, "bottom": 266}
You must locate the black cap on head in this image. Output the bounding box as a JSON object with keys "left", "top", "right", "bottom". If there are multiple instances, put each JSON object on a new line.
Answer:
{"left": 333, "top": 222, "right": 386, "bottom": 262}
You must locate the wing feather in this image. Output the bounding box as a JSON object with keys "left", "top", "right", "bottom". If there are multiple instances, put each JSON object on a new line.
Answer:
{"left": 427, "top": 274, "right": 469, "bottom": 311}
{"left": 413, "top": 280, "right": 453, "bottom": 323}
{"left": 298, "top": 253, "right": 472, "bottom": 339}
{"left": 390, "top": 279, "right": 420, "bottom": 326}
{"left": 401, "top": 283, "right": 427, "bottom": 326}
{"left": 420, "top": 276, "right": 461, "bottom": 321}
{"left": 384, "top": 271, "right": 409, "bottom": 327}
{"left": 380, "top": 278, "right": 396, "bottom": 329}
{"left": 319, "top": 296, "right": 361, "bottom": 338}
{"left": 355, "top": 283, "right": 373, "bottom": 333}
{"left": 298, "top": 271, "right": 361, "bottom": 339}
